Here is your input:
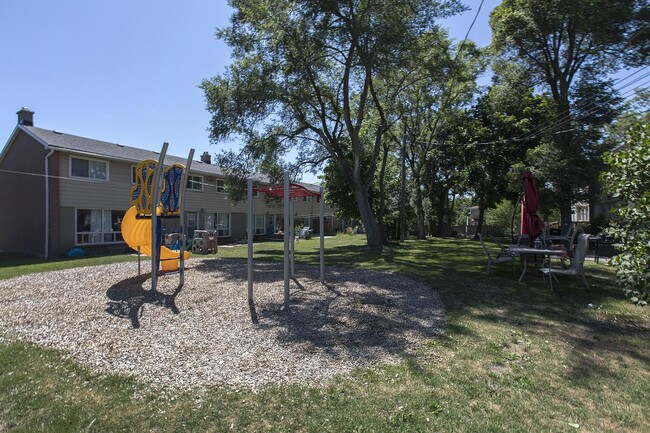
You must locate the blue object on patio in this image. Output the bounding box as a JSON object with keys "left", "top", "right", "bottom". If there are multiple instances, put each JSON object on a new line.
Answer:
{"left": 65, "top": 247, "right": 86, "bottom": 257}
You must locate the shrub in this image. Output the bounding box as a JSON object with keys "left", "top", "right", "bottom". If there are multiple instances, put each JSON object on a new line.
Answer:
{"left": 601, "top": 122, "right": 650, "bottom": 306}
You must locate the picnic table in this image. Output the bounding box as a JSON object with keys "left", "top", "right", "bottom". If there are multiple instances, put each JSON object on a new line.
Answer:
{"left": 508, "top": 245, "right": 569, "bottom": 282}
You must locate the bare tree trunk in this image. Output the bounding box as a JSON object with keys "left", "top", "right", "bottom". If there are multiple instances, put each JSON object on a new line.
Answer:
{"left": 436, "top": 186, "right": 447, "bottom": 237}
{"left": 377, "top": 143, "right": 390, "bottom": 244}
{"left": 414, "top": 186, "right": 426, "bottom": 239}
{"left": 355, "top": 188, "right": 383, "bottom": 250}
{"left": 559, "top": 183, "right": 573, "bottom": 235}
{"left": 399, "top": 125, "right": 407, "bottom": 242}
{"left": 554, "top": 97, "right": 575, "bottom": 235}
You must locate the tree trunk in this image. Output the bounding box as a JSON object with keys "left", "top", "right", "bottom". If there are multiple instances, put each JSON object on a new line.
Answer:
{"left": 351, "top": 181, "right": 383, "bottom": 250}
{"left": 435, "top": 186, "right": 447, "bottom": 237}
{"left": 554, "top": 96, "right": 576, "bottom": 234}
{"left": 414, "top": 186, "right": 426, "bottom": 239}
{"left": 377, "top": 143, "right": 390, "bottom": 244}
{"left": 559, "top": 183, "right": 573, "bottom": 235}
{"left": 428, "top": 214, "right": 435, "bottom": 237}
{"left": 399, "top": 127, "right": 407, "bottom": 242}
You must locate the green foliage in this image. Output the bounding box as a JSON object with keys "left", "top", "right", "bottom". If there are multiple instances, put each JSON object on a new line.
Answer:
{"left": 485, "top": 199, "right": 517, "bottom": 228}
{"left": 602, "top": 122, "right": 650, "bottom": 305}
{"left": 201, "top": 0, "right": 467, "bottom": 249}
{"left": 461, "top": 80, "right": 546, "bottom": 232}
{"left": 490, "top": 0, "right": 646, "bottom": 228}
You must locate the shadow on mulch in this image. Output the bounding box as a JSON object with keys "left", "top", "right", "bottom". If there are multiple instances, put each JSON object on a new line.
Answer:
{"left": 105, "top": 274, "right": 183, "bottom": 328}
{"left": 194, "top": 258, "right": 446, "bottom": 360}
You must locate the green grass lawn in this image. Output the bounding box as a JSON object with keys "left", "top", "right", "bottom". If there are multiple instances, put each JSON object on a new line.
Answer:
{"left": 0, "top": 252, "right": 138, "bottom": 280}
{"left": 1, "top": 235, "right": 648, "bottom": 432}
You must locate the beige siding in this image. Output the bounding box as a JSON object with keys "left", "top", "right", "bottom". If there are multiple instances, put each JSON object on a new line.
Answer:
{"left": 183, "top": 181, "right": 268, "bottom": 213}
{"left": 58, "top": 207, "right": 76, "bottom": 253}
{"left": 55, "top": 153, "right": 339, "bottom": 244}
{"left": 58, "top": 154, "right": 337, "bottom": 219}
{"left": 230, "top": 212, "right": 247, "bottom": 240}
{"left": 59, "top": 152, "right": 133, "bottom": 210}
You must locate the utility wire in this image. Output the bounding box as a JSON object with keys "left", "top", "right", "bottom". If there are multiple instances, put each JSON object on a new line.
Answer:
{"left": 524, "top": 79, "right": 650, "bottom": 142}
{"left": 515, "top": 67, "right": 649, "bottom": 141}
{"left": 405, "top": 0, "right": 486, "bottom": 146}
{"left": 407, "top": 85, "right": 648, "bottom": 149}
{"left": 0, "top": 169, "right": 325, "bottom": 196}
{"left": 524, "top": 80, "right": 649, "bottom": 142}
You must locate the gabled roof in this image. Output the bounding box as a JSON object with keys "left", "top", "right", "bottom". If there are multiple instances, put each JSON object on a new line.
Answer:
{"left": 19, "top": 125, "right": 224, "bottom": 176}
{"left": 4, "top": 124, "right": 323, "bottom": 191}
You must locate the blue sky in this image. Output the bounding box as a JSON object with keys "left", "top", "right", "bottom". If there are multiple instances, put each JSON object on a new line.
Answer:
{"left": 0, "top": 0, "right": 499, "bottom": 184}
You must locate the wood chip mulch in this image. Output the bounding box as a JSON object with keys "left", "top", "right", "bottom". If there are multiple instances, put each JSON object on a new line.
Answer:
{"left": 0, "top": 258, "right": 445, "bottom": 391}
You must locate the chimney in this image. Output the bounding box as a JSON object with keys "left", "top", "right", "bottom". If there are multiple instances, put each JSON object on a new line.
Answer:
{"left": 17, "top": 107, "right": 34, "bottom": 126}
{"left": 200, "top": 151, "right": 211, "bottom": 164}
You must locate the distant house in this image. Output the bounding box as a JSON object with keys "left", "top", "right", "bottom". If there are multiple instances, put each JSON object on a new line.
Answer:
{"left": 571, "top": 201, "right": 590, "bottom": 224}
{"left": 0, "top": 108, "right": 338, "bottom": 258}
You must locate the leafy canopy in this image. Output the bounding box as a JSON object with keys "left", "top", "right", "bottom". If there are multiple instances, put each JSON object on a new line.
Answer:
{"left": 201, "top": 0, "right": 465, "bottom": 249}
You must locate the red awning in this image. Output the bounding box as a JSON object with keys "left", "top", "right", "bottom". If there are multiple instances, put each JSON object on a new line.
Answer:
{"left": 254, "top": 183, "right": 321, "bottom": 199}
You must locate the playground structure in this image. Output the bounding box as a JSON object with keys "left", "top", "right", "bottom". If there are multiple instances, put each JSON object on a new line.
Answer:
{"left": 247, "top": 172, "right": 325, "bottom": 310}
{"left": 191, "top": 230, "right": 218, "bottom": 254}
{"left": 120, "top": 142, "right": 195, "bottom": 291}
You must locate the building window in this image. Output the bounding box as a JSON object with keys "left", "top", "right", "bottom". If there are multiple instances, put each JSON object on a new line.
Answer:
{"left": 187, "top": 211, "right": 197, "bottom": 228}
{"left": 76, "top": 209, "right": 124, "bottom": 244}
{"left": 131, "top": 165, "right": 137, "bottom": 184}
{"left": 187, "top": 211, "right": 197, "bottom": 238}
{"left": 70, "top": 156, "right": 108, "bottom": 180}
{"left": 187, "top": 175, "right": 203, "bottom": 191}
{"left": 253, "top": 214, "right": 265, "bottom": 235}
{"left": 214, "top": 213, "right": 231, "bottom": 237}
{"left": 216, "top": 179, "right": 226, "bottom": 193}
{"left": 303, "top": 196, "right": 312, "bottom": 203}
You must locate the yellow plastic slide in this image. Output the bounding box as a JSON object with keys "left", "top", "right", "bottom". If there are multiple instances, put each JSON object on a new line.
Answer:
{"left": 121, "top": 206, "right": 190, "bottom": 272}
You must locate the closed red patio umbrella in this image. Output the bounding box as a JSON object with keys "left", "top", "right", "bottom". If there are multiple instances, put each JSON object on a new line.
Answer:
{"left": 521, "top": 169, "right": 544, "bottom": 240}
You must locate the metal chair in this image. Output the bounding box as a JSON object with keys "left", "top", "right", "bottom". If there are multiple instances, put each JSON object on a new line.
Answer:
{"left": 547, "top": 223, "right": 580, "bottom": 247}
{"left": 540, "top": 233, "right": 591, "bottom": 290}
{"left": 477, "top": 233, "right": 516, "bottom": 276}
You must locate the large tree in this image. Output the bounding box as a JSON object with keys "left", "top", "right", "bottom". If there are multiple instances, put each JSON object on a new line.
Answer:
{"left": 202, "top": 0, "right": 464, "bottom": 250}
{"left": 392, "top": 32, "right": 483, "bottom": 238}
{"left": 463, "top": 80, "right": 547, "bottom": 237}
{"left": 490, "top": 0, "right": 649, "bottom": 232}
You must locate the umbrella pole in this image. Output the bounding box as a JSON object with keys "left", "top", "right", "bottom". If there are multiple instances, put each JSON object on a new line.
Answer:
{"left": 511, "top": 192, "right": 523, "bottom": 245}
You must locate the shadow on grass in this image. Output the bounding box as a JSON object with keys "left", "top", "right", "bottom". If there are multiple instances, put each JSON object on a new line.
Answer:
{"left": 286, "top": 237, "right": 649, "bottom": 386}
{"left": 192, "top": 237, "right": 648, "bottom": 383}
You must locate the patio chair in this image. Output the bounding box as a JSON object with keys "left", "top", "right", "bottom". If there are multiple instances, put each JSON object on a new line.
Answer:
{"left": 477, "top": 233, "right": 516, "bottom": 276}
{"left": 547, "top": 223, "right": 580, "bottom": 248}
{"left": 488, "top": 233, "right": 507, "bottom": 251}
{"left": 298, "top": 226, "right": 312, "bottom": 240}
{"left": 540, "top": 233, "right": 591, "bottom": 291}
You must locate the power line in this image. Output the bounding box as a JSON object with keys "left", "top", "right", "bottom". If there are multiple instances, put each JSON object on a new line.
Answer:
{"left": 406, "top": 0, "right": 486, "bottom": 144}
{"left": 524, "top": 80, "right": 649, "bottom": 142}
{"left": 0, "top": 168, "right": 324, "bottom": 197}
{"left": 454, "top": 0, "right": 485, "bottom": 60}
{"left": 526, "top": 81, "right": 649, "bottom": 141}
{"left": 515, "top": 67, "right": 649, "bottom": 141}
